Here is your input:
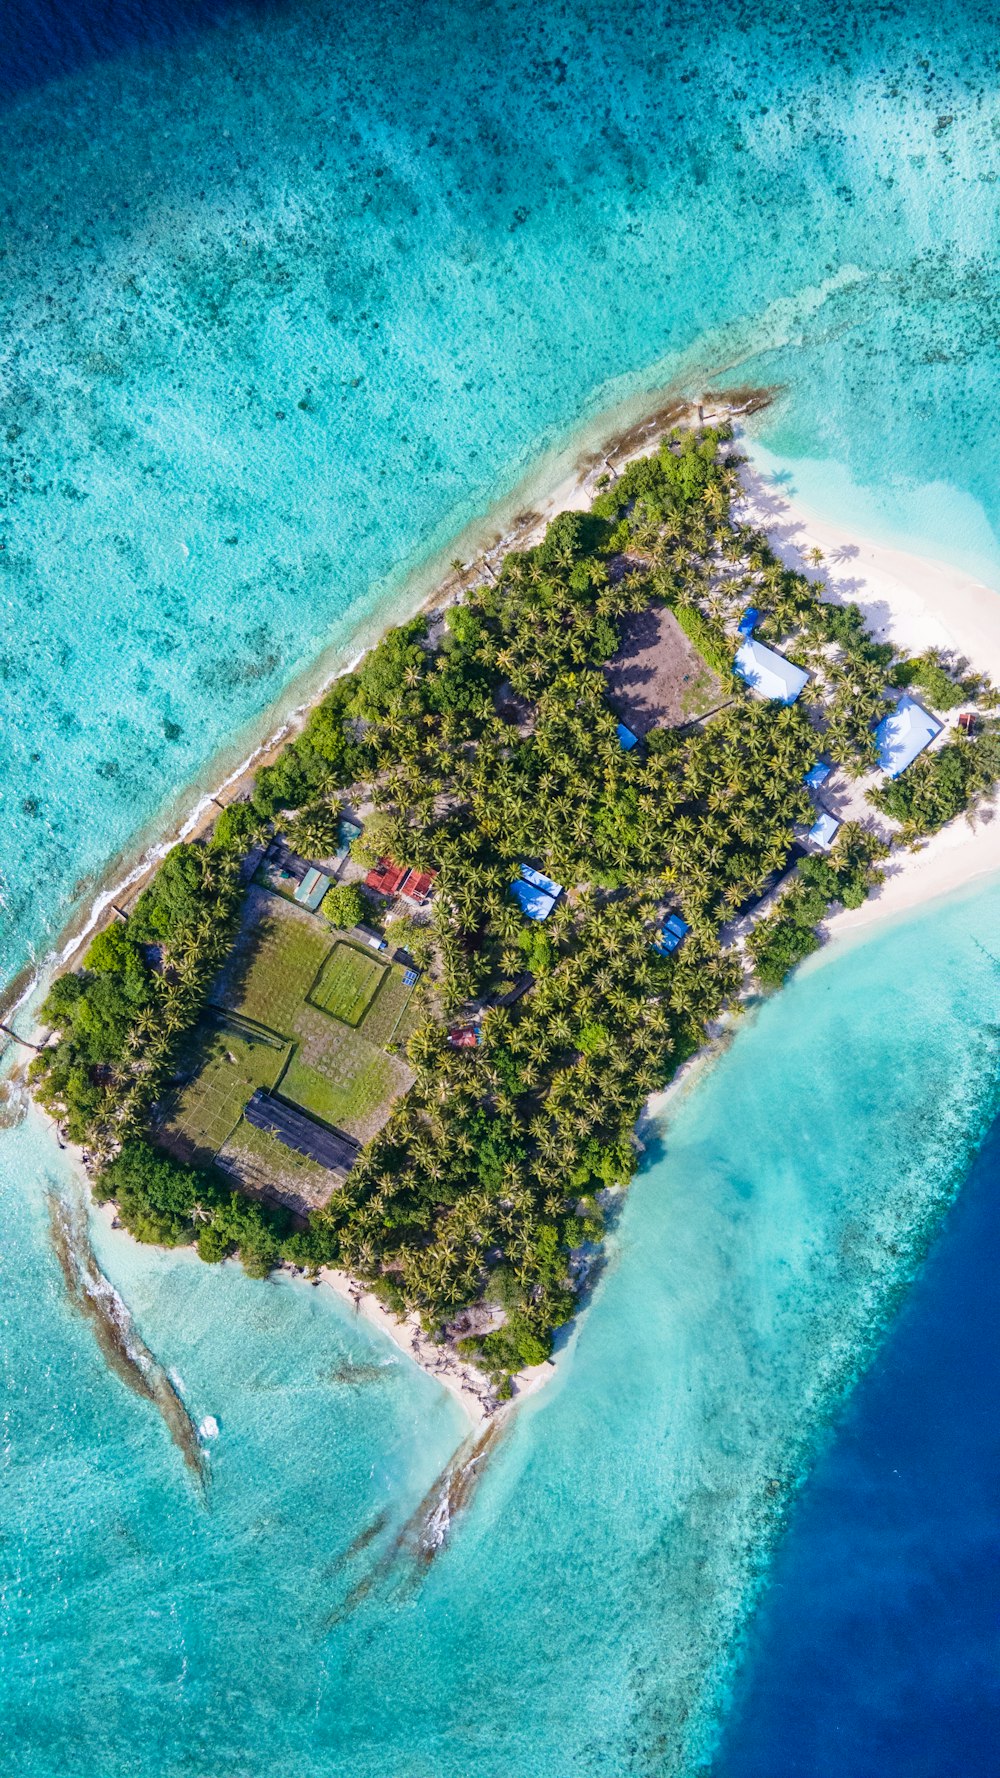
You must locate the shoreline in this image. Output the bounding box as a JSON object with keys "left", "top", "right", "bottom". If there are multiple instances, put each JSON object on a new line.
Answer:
{"left": 13, "top": 406, "right": 1000, "bottom": 1429}
{"left": 318, "top": 1267, "right": 552, "bottom": 1426}
{"left": 42, "top": 1106, "right": 521, "bottom": 1427}
{"left": 736, "top": 455, "right": 1000, "bottom": 950}
{"left": 0, "top": 386, "right": 714, "bottom": 1034}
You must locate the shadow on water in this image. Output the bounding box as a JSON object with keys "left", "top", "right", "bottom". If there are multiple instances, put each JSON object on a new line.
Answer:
{"left": 323, "top": 1360, "right": 393, "bottom": 1387}
{"left": 46, "top": 1186, "right": 208, "bottom": 1490}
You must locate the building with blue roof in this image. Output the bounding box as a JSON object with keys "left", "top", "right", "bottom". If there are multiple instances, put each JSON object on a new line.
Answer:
{"left": 293, "top": 867, "right": 332, "bottom": 912}
{"left": 804, "top": 760, "right": 832, "bottom": 789}
{"left": 735, "top": 637, "right": 809, "bottom": 705}
{"left": 652, "top": 912, "right": 690, "bottom": 956}
{"left": 616, "top": 721, "right": 639, "bottom": 751}
{"left": 511, "top": 863, "right": 564, "bottom": 921}
{"left": 874, "top": 695, "right": 943, "bottom": 777}
{"left": 808, "top": 811, "right": 841, "bottom": 851}
{"left": 511, "top": 877, "right": 558, "bottom": 921}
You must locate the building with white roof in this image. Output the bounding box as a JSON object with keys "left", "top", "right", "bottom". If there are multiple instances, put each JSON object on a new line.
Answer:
{"left": 735, "top": 637, "right": 809, "bottom": 705}
{"left": 874, "top": 695, "right": 943, "bottom": 778}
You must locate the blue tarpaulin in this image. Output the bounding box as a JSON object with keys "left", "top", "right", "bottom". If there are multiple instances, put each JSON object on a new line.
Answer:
{"left": 519, "top": 864, "right": 562, "bottom": 898}
{"left": 512, "top": 863, "right": 563, "bottom": 919}
{"left": 616, "top": 722, "right": 639, "bottom": 751}
{"left": 804, "top": 760, "right": 832, "bottom": 788}
{"left": 737, "top": 606, "right": 762, "bottom": 637}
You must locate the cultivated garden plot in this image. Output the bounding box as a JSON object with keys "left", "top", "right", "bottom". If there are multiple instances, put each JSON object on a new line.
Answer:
{"left": 160, "top": 1025, "right": 291, "bottom": 1167}
{"left": 160, "top": 887, "right": 418, "bottom": 1198}
{"left": 215, "top": 1119, "right": 337, "bottom": 1218}
{"left": 311, "top": 944, "right": 386, "bottom": 1026}
{"left": 213, "top": 890, "right": 333, "bottom": 1032}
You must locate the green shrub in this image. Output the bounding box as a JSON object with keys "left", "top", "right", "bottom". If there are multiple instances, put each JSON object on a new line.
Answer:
{"left": 211, "top": 800, "right": 264, "bottom": 854}
{"left": 671, "top": 602, "right": 734, "bottom": 680}
{"left": 322, "top": 882, "right": 366, "bottom": 928}
{"left": 891, "top": 651, "right": 971, "bottom": 711}
{"left": 748, "top": 916, "right": 820, "bottom": 989}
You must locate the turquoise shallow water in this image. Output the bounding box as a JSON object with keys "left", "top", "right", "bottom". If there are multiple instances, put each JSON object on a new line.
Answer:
{"left": 6, "top": 886, "right": 1000, "bottom": 1775}
{"left": 6, "top": 0, "right": 1000, "bottom": 983}
{"left": 6, "top": 2, "right": 1000, "bottom": 1771}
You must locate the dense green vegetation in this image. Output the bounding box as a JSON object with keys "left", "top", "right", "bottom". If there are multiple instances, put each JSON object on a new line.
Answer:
{"left": 31, "top": 424, "right": 1000, "bottom": 1393}
{"left": 870, "top": 724, "right": 1000, "bottom": 835}
{"left": 890, "top": 648, "right": 993, "bottom": 713}
{"left": 322, "top": 882, "right": 366, "bottom": 929}
{"left": 747, "top": 827, "right": 889, "bottom": 989}
{"left": 95, "top": 1140, "right": 289, "bottom": 1276}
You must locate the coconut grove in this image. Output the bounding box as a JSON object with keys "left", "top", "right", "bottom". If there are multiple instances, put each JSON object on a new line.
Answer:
{"left": 29, "top": 423, "right": 1000, "bottom": 1400}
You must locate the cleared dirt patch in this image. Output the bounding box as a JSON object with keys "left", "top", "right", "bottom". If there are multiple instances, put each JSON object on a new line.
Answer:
{"left": 604, "top": 604, "right": 723, "bottom": 735}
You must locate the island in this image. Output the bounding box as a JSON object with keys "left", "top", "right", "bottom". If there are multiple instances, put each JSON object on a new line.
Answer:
{"left": 28, "top": 421, "right": 1000, "bottom": 1413}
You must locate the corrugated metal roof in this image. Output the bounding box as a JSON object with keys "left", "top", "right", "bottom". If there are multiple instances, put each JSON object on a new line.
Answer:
{"left": 808, "top": 812, "right": 841, "bottom": 850}
{"left": 294, "top": 868, "right": 332, "bottom": 911}
{"left": 511, "top": 877, "right": 558, "bottom": 921}
{"left": 243, "top": 1091, "right": 358, "bottom": 1174}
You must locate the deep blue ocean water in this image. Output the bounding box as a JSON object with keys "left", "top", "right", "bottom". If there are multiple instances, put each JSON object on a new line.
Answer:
{"left": 716, "top": 1093, "right": 1000, "bottom": 1778}
{"left": 5, "top": 3, "right": 1000, "bottom": 1772}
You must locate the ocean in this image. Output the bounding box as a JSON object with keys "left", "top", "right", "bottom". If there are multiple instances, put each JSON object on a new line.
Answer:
{"left": 715, "top": 1090, "right": 1000, "bottom": 1778}
{"left": 4, "top": 1, "right": 1000, "bottom": 1772}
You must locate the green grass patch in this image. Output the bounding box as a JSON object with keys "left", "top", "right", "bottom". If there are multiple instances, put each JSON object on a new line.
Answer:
{"left": 357, "top": 966, "right": 417, "bottom": 1047}
{"left": 280, "top": 1046, "right": 394, "bottom": 1137}
{"left": 216, "top": 909, "right": 331, "bottom": 1035}
{"left": 161, "top": 1024, "right": 291, "bottom": 1165}
{"left": 310, "top": 943, "right": 386, "bottom": 1027}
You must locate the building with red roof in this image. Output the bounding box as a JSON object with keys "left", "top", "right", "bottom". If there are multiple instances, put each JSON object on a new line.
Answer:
{"left": 364, "top": 858, "right": 410, "bottom": 898}
{"left": 400, "top": 866, "right": 437, "bottom": 905}
{"left": 364, "top": 858, "right": 438, "bottom": 905}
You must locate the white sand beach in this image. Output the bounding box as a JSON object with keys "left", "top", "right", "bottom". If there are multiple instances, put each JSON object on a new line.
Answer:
{"left": 736, "top": 448, "right": 1000, "bottom": 946}
{"left": 320, "top": 1266, "right": 552, "bottom": 1426}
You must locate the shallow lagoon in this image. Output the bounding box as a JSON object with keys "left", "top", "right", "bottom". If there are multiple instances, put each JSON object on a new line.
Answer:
{"left": 6, "top": 0, "right": 1000, "bottom": 985}
{"left": 5, "top": 2, "right": 1000, "bottom": 1771}
{"left": 6, "top": 881, "right": 1000, "bottom": 1775}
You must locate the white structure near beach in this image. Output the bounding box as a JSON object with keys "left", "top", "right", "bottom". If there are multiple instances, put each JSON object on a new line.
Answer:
{"left": 735, "top": 637, "right": 809, "bottom": 705}
{"left": 874, "top": 694, "right": 943, "bottom": 778}
{"left": 808, "top": 811, "right": 841, "bottom": 850}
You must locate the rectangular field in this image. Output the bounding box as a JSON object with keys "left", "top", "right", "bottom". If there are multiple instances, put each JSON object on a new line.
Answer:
{"left": 216, "top": 1119, "right": 341, "bottom": 1216}
{"left": 212, "top": 895, "right": 331, "bottom": 1035}
{"left": 278, "top": 1027, "right": 414, "bottom": 1145}
{"left": 310, "top": 944, "right": 386, "bottom": 1027}
{"left": 159, "top": 1023, "right": 290, "bottom": 1166}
